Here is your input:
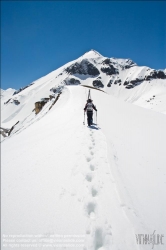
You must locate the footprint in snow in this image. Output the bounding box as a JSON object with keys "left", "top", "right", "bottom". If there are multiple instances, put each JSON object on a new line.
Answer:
{"left": 91, "top": 186, "right": 98, "bottom": 197}
{"left": 85, "top": 173, "right": 93, "bottom": 182}
{"left": 86, "top": 201, "right": 96, "bottom": 217}
{"left": 89, "top": 164, "right": 95, "bottom": 171}
{"left": 86, "top": 156, "right": 92, "bottom": 162}
{"left": 94, "top": 228, "right": 104, "bottom": 250}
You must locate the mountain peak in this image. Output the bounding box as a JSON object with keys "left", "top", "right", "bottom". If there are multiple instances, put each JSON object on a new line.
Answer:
{"left": 82, "top": 49, "right": 103, "bottom": 59}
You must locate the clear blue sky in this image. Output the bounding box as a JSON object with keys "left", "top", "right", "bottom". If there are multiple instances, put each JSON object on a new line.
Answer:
{"left": 1, "top": 1, "right": 166, "bottom": 90}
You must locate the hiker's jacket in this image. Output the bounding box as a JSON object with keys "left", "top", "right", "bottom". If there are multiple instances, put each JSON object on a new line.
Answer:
{"left": 84, "top": 103, "right": 97, "bottom": 113}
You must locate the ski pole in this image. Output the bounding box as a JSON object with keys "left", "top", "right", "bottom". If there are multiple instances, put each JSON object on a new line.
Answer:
{"left": 96, "top": 111, "right": 97, "bottom": 125}
{"left": 83, "top": 111, "right": 85, "bottom": 125}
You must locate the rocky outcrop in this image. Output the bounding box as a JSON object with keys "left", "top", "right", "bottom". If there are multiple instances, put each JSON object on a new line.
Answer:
{"left": 123, "top": 80, "right": 130, "bottom": 86}
{"left": 35, "top": 97, "right": 51, "bottom": 114}
{"left": 103, "top": 58, "right": 135, "bottom": 71}
{"left": 92, "top": 80, "right": 104, "bottom": 88}
{"left": 123, "top": 69, "right": 166, "bottom": 90}
{"left": 8, "top": 121, "right": 19, "bottom": 136}
{"left": 130, "top": 78, "right": 143, "bottom": 85}
{"left": 49, "top": 92, "right": 61, "bottom": 111}
{"left": 101, "top": 66, "right": 118, "bottom": 75}
{"left": 107, "top": 79, "right": 113, "bottom": 87}
{"left": 35, "top": 101, "right": 47, "bottom": 114}
{"left": 4, "top": 98, "right": 20, "bottom": 105}
{"left": 66, "top": 59, "right": 100, "bottom": 76}
{"left": 50, "top": 87, "right": 57, "bottom": 93}
{"left": 123, "top": 59, "right": 136, "bottom": 69}
{"left": 65, "top": 78, "right": 80, "bottom": 85}
{"left": 102, "top": 58, "right": 111, "bottom": 65}
{"left": 13, "top": 99, "right": 20, "bottom": 105}
{"left": 13, "top": 83, "right": 34, "bottom": 95}
{"left": 114, "top": 79, "right": 121, "bottom": 85}
{"left": 124, "top": 78, "right": 143, "bottom": 89}
{"left": 125, "top": 85, "right": 134, "bottom": 89}
{"left": 101, "top": 59, "right": 119, "bottom": 75}
{"left": 0, "top": 127, "right": 9, "bottom": 137}
{"left": 50, "top": 86, "right": 63, "bottom": 93}
{"left": 4, "top": 98, "right": 11, "bottom": 104}
{"left": 145, "top": 70, "right": 166, "bottom": 80}
{"left": 0, "top": 122, "right": 20, "bottom": 137}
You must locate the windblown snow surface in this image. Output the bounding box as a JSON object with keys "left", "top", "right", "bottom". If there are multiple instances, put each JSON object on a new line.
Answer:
{"left": 1, "top": 51, "right": 166, "bottom": 250}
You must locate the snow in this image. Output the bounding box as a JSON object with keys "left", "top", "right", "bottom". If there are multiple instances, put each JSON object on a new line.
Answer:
{"left": 1, "top": 85, "right": 166, "bottom": 250}
{"left": 1, "top": 50, "right": 166, "bottom": 249}
{"left": 82, "top": 50, "right": 103, "bottom": 59}
{"left": 0, "top": 88, "right": 16, "bottom": 100}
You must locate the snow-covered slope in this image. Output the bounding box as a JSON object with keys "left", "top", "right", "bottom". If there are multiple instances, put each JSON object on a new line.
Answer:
{"left": 2, "top": 86, "right": 166, "bottom": 250}
{"left": 1, "top": 88, "right": 16, "bottom": 99}
{"left": 1, "top": 50, "right": 166, "bottom": 135}
{"left": 1, "top": 50, "right": 166, "bottom": 249}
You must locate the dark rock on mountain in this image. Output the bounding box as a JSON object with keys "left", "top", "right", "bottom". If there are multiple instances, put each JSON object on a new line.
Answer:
{"left": 93, "top": 80, "right": 104, "bottom": 88}
{"left": 107, "top": 79, "right": 113, "bottom": 87}
{"left": 68, "top": 78, "right": 80, "bottom": 85}
{"left": 123, "top": 70, "right": 165, "bottom": 89}
{"left": 124, "top": 65, "right": 133, "bottom": 69}
{"left": 123, "top": 59, "right": 136, "bottom": 69}
{"left": 101, "top": 59, "right": 119, "bottom": 75}
{"left": 145, "top": 70, "right": 166, "bottom": 80}
{"left": 50, "top": 87, "right": 57, "bottom": 93}
{"left": 13, "top": 83, "right": 34, "bottom": 95}
{"left": 66, "top": 59, "right": 100, "bottom": 76}
{"left": 123, "top": 81, "right": 130, "bottom": 86}
{"left": 102, "top": 58, "right": 111, "bottom": 65}
{"left": 126, "top": 85, "right": 134, "bottom": 89}
{"left": 13, "top": 99, "right": 20, "bottom": 105}
{"left": 157, "top": 70, "right": 166, "bottom": 79}
{"left": 101, "top": 65, "right": 118, "bottom": 75}
{"left": 4, "top": 98, "right": 11, "bottom": 104}
{"left": 114, "top": 79, "right": 121, "bottom": 85}
{"left": 50, "top": 86, "right": 63, "bottom": 93}
{"left": 130, "top": 78, "right": 143, "bottom": 85}
{"left": 124, "top": 78, "right": 143, "bottom": 89}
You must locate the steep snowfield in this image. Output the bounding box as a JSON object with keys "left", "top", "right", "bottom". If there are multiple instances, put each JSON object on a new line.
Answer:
{"left": 2, "top": 85, "right": 166, "bottom": 250}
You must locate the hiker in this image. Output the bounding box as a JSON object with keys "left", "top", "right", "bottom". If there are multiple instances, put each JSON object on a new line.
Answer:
{"left": 84, "top": 99, "right": 97, "bottom": 126}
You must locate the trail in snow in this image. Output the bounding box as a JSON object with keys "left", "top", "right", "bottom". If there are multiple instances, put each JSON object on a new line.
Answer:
{"left": 72, "top": 121, "right": 140, "bottom": 250}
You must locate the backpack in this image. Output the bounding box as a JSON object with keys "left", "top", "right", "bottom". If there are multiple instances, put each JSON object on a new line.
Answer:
{"left": 86, "top": 103, "right": 93, "bottom": 111}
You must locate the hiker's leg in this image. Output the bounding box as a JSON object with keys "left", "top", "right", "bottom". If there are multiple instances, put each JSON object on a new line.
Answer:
{"left": 87, "top": 112, "right": 91, "bottom": 126}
